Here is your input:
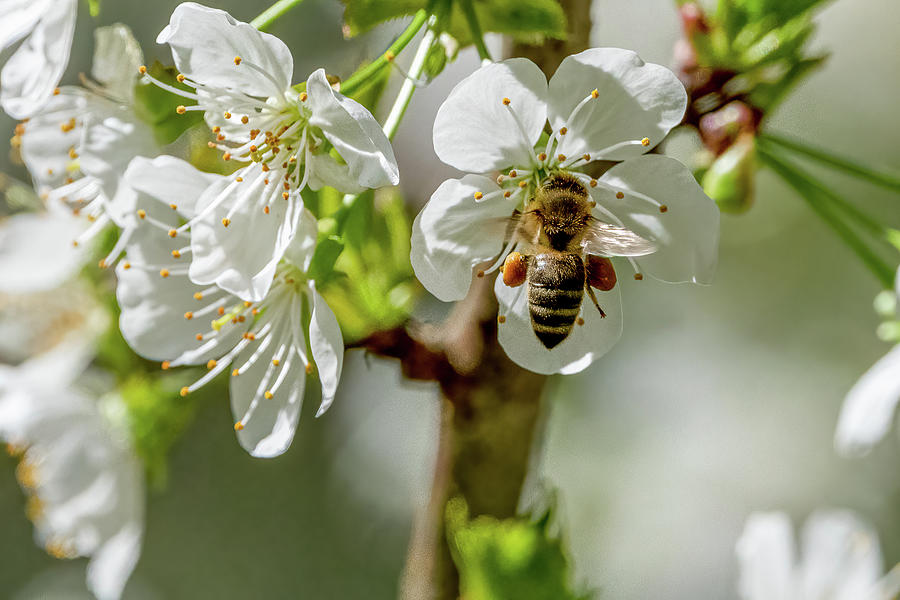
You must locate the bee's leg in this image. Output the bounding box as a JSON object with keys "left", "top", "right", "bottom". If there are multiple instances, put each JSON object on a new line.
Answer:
{"left": 584, "top": 284, "right": 606, "bottom": 318}
{"left": 501, "top": 252, "right": 528, "bottom": 287}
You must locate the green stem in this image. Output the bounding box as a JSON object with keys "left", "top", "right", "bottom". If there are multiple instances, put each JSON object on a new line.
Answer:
{"left": 758, "top": 146, "right": 895, "bottom": 288}
{"left": 760, "top": 132, "right": 900, "bottom": 193}
{"left": 458, "top": 0, "right": 493, "bottom": 62}
{"left": 383, "top": 17, "right": 438, "bottom": 141}
{"left": 340, "top": 10, "right": 429, "bottom": 96}
{"left": 250, "top": 0, "right": 306, "bottom": 31}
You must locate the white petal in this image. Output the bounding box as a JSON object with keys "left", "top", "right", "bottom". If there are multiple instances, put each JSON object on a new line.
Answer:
{"left": 800, "top": 510, "right": 884, "bottom": 600}
{"left": 306, "top": 69, "right": 399, "bottom": 189}
{"left": 85, "top": 520, "right": 143, "bottom": 600}
{"left": 0, "top": 0, "right": 76, "bottom": 119}
{"left": 124, "top": 155, "right": 221, "bottom": 220}
{"left": 306, "top": 152, "right": 365, "bottom": 195}
{"left": 549, "top": 48, "right": 687, "bottom": 160}
{"left": 90, "top": 24, "right": 143, "bottom": 104}
{"left": 494, "top": 272, "right": 623, "bottom": 375}
{"left": 308, "top": 282, "right": 343, "bottom": 416}
{"left": 157, "top": 2, "right": 293, "bottom": 97}
{"left": 597, "top": 155, "right": 719, "bottom": 283}
{"left": 231, "top": 315, "right": 305, "bottom": 458}
{"left": 0, "top": 0, "right": 48, "bottom": 51}
{"left": 282, "top": 207, "right": 318, "bottom": 271}
{"left": 433, "top": 58, "right": 548, "bottom": 173}
{"left": 188, "top": 169, "right": 295, "bottom": 301}
{"left": 0, "top": 212, "right": 87, "bottom": 293}
{"left": 411, "top": 175, "right": 518, "bottom": 302}
{"left": 736, "top": 512, "right": 796, "bottom": 600}
{"left": 19, "top": 89, "right": 88, "bottom": 193}
{"left": 834, "top": 345, "right": 900, "bottom": 456}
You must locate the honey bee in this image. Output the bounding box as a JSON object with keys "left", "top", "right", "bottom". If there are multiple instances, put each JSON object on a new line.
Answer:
{"left": 501, "top": 173, "right": 655, "bottom": 349}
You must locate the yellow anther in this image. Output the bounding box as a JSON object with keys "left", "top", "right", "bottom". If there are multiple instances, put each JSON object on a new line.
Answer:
{"left": 241, "top": 115, "right": 249, "bottom": 124}
{"left": 537, "top": 152, "right": 547, "bottom": 161}
{"left": 161, "top": 361, "right": 171, "bottom": 370}
{"left": 385, "top": 50, "right": 395, "bottom": 61}
{"left": 476, "top": 270, "right": 485, "bottom": 278}
{"left": 659, "top": 204, "right": 668, "bottom": 213}
{"left": 53, "top": 88, "right": 60, "bottom": 96}
{"left": 589, "top": 179, "right": 598, "bottom": 188}
{"left": 170, "top": 203, "right": 178, "bottom": 210}
{"left": 123, "top": 261, "right": 131, "bottom": 269}
{"left": 223, "top": 112, "right": 232, "bottom": 119}
{"left": 509, "top": 170, "right": 517, "bottom": 177}
{"left": 252, "top": 308, "right": 260, "bottom": 315}
{"left": 503, "top": 191, "right": 512, "bottom": 198}
{"left": 184, "top": 311, "right": 193, "bottom": 320}
{"left": 212, "top": 126, "right": 221, "bottom": 133}
{"left": 25, "top": 495, "right": 44, "bottom": 521}
{"left": 559, "top": 127, "right": 568, "bottom": 135}
{"left": 207, "top": 141, "right": 216, "bottom": 148}
{"left": 180, "top": 387, "right": 189, "bottom": 397}
{"left": 582, "top": 153, "right": 591, "bottom": 161}
{"left": 263, "top": 206, "right": 270, "bottom": 214}
{"left": 72, "top": 241, "right": 79, "bottom": 247}
{"left": 221, "top": 218, "right": 231, "bottom": 227}
{"left": 557, "top": 154, "right": 566, "bottom": 162}
{"left": 138, "top": 65, "right": 147, "bottom": 75}
{"left": 243, "top": 301, "right": 252, "bottom": 308}
{"left": 222, "top": 152, "right": 231, "bottom": 161}
{"left": 264, "top": 391, "right": 273, "bottom": 399}
{"left": 474, "top": 191, "right": 483, "bottom": 200}
{"left": 234, "top": 56, "right": 242, "bottom": 65}
{"left": 518, "top": 181, "right": 527, "bottom": 188}
{"left": 207, "top": 359, "right": 217, "bottom": 369}
{"left": 633, "top": 273, "right": 644, "bottom": 281}
{"left": 237, "top": 315, "right": 246, "bottom": 323}
{"left": 498, "top": 315, "right": 507, "bottom": 324}
{"left": 282, "top": 192, "right": 289, "bottom": 200}
{"left": 137, "top": 209, "right": 146, "bottom": 219}
{"left": 590, "top": 89, "right": 599, "bottom": 99}
{"left": 176, "top": 73, "right": 185, "bottom": 82}
{"left": 249, "top": 145, "right": 258, "bottom": 153}
{"left": 216, "top": 133, "right": 226, "bottom": 141}
{"left": 588, "top": 200, "right": 596, "bottom": 208}
{"left": 160, "top": 269, "right": 170, "bottom": 278}
{"left": 193, "top": 292, "right": 203, "bottom": 300}
{"left": 272, "top": 359, "right": 280, "bottom": 367}
{"left": 615, "top": 191, "right": 624, "bottom": 199}
{"left": 16, "top": 461, "right": 38, "bottom": 489}
{"left": 217, "top": 307, "right": 226, "bottom": 316}
{"left": 68, "top": 147, "right": 78, "bottom": 159}
{"left": 175, "top": 105, "right": 187, "bottom": 115}
{"left": 641, "top": 137, "right": 650, "bottom": 147}
{"left": 195, "top": 333, "right": 203, "bottom": 341}
{"left": 234, "top": 422, "right": 244, "bottom": 431}
{"left": 236, "top": 177, "right": 243, "bottom": 182}
{"left": 502, "top": 97, "right": 511, "bottom": 105}
{"left": 232, "top": 369, "right": 239, "bottom": 377}
{"left": 299, "top": 92, "right": 308, "bottom": 102}
{"left": 168, "top": 229, "right": 177, "bottom": 238}
{"left": 577, "top": 317, "right": 585, "bottom": 326}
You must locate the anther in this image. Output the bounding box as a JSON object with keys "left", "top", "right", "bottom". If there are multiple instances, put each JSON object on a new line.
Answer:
{"left": 243, "top": 301, "right": 252, "bottom": 308}
{"left": 476, "top": 270, "right": 485, "bottom": 278}
{"left": 583, "top": 153, "right": 591, "bottom": 161}
{"left": 659, "top": 204, "right": 668, "bottom": 213}
{"left": 264, "top": 391, "right": 273, "bottom": 399}
{"left": 634, "top": 273, "right": 643, "bottom": 281}
{"left": 474, "top": 192, "right": 483, "bottom": 200}
{"left": 263, "top": 206, "right": 270, "bottom": 214}
{"left": 138, "top": 65, "right": 147, "bottom": 75}
{"left": 98, "top": 259, "right": 108, "bottom": 269}
{"left": 641, "top": 137, "right": 650, "bottom": 147}
{"left": 518, "top": 181, "right": 527, "bottom": 188}
{"left": 176, "top": 74, "right": 185, "bottom": 82}
{"left": 53, "top": 88, "right": 60, "bottom": 95}
{"left": 234, "top": 56, "right": 242, "bottom": 65}
{"left": 212, "top": 126, "right": 221, "bottom": 133}
{"left": 615, "top": 191, "right": 624, "bottom": 199}
{"left": 299, "top": 92, "right": 307, "bottom": 102}
{"left": 236, "top": 177, "right": 243, "bottom": 182}
{"left": 591, "top": 89, "right": 599, "bottom": 99}
{"left": 223, "top": 112, "right": 232, "bottom": 119}
{"left": 503, "top": 191, "right": 511, "bottom": 198}
{"left": 589, "top": 179, "right": 598, "bottom": 188}
{"left": 222, "top": 152, "right": 231, "bottom": 161}
{"left": 249, "top": 145, "right": 258, "bottom": 153}
{"left": 576, "top": 317, "right": 585, "bottom": 326}
{"left": 207, "top": 141, "right": 216, "bottom": 148}
{"left": 232, "top": 369, "right": 239, "bottom": 377}
{"left": 170, "top": 203, "right": 178, "bottom": 210}
{"left": 123, "top": 262, "right": 131, "bottom": 269}
{"left": 217, "top": 307, "right": 226, "bottom": 316}
{"left": 168, "top": 229, "right": 177, "bottom": 238}
{"left": 196, "top": 333, "right": 203, "bottom": 341}
{"left": 237, "top": 315, "right": 246, "bottom": 323}
{"left": 207, "top": 359, "right": 217, "bottom": 369}
{"left": 537, "top": 152, "right": 547, "bottom": 161}
{"left": 217, "top": 134, "right": 225, "bottom": 141}
{"left": 589, "top": 201, "right": 596, "bottom": 208}
{"left": 498, "top": 315, "right": 507, "bottom": 324}
{"left": 557, "top": 154, "right": 566, "bottom": 162}
{"left": 221, "top": 218, "right": 231, "bottom": 227}
{"left": 137, "top": 209, "right": 146, "bottom": 219}
{"left": 234, "top": 422, "right": 244, "bottom": 431}
{"left": 176, "top": 105, "right": 186, "bottom": 114}
{"left": 161, "top": 360, "right": 170, "bottom": 370}
{"left": 68, "top": 147, "right": 78, "bottom": 159}
{"left": 272, "top": 359, "right": 280, "bottom": 367}
{"left": 184, "top": 311, "right": 193, "bottom": 320}
{"left": 160, "top": 269, "right": 170, "bottom": 278}
{"left": 502, "top": 97, "right": 511, "bottom": 105}
{"left": 282, "top": 192, "right": 289, "bottom": 200}
{"left": 241, "top": 115, "right": 249, "bottom": 124}
{"left": 180, "top": 387, "right": 189, "bottom": 397}
{"left": 193, "top": 292, "right": 204, "bottom": 300}
{"left": 509, "top": 170, "right": 518, "bottom": 177}
{"left": 172, "top": 250, "right": 181, "bottom": 258}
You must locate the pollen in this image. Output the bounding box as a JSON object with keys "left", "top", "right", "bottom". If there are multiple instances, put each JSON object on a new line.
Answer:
{"left": 53, "top": 88, "right": 60, "bottom": 96}
{"left": 263, "top": 206, "right": 270, "bottom": 214}
{"left": 212, "top": 126, "right": 221, "bottom": 133}
{"left": 474, "top": 192, "right": 483, "bottom": 200}
{"left": 498, "top": 315, "right": 507, "bottom": 324}
{"left": 659, "top": 204, "right": 668, "bottom": 213}
{"left": 589, "top": 179, "right": 598, "bottom": 188}
{"left": 244, "top": 333, "right": 256, "bottom": 341}
{"left": 537, "top": 152, "right": 547, "bottom": 162}
{"left": 502, "top": 97, "right": 511, "bottom": 105}
{"left": 160, "top": 269, "right": 170, "bottom": 278}
{"left": 60, "top": 118, "right": 75, "bottom": 132}
{"left": 240, "top": 115, "right": 249, "bottom": 124}
{"left": 264, "top": 391, "right": 274, "bottom": 399}
{"left": 207, "top": 359, "right": 217, "bottom": 369}
{"left": 590, "top": 89, "right": 599, "bottom": 99}
{"left": 137, "top": 209, "right": 147, "bottom": 219}
{"left": 217, "top": 307, "right": 226, "bottom": 316}
{"left": 232, "top": 369, "right": 239, "bottom": 377}
{"left": 282, "top": 192, "right": 289, "bottom": 200}
{"left": 222, "top": 152, "right": 231, "bottom": 161}
{"left": 576, "top": 317, "right": 585, "bottom": 326}
{"left": 509, "top": 170, "right": 517, "bottom": 178}
{"left": 583, "top": 153, "right": 591, "bottom": 161}
{"left": 634, "top": 273, "right": 644, "bottom": 281}
{"left": 221, "top": 218, "right": 231, "bottom": 227}
{"left": 123, "top": 262, "right": 131, "bottom": 270}
{"left": 168, "top": 229, "right": 177, "bottom": 238}
{"left": 272, "top": 359, "right": 280, "bottom": 367}
{"left": 299, "top": 92, "right": 308, "bottom": 102}
{"left": 176, "top": 74, "right": 185, "bottom": 83}
{"left": 476, "top": 270, "right": 485, "bottom": 278}
{"left": 67, "top": 147, "right": 78, "bottom": 159}
{"left": 234, "top": 422, "right": 244, "bottom": 431}
{"left": 223, "top": 112, "right": 232, "bottom": 119}
{"left": 615, "top": 191, "right": 624, "bottom": 199}
{"left": 234, "top": 56, "right": 242, "bottom": 65}
{"left": 557, "top": 154, "right": 566, "bottom": 162}
{"left": 236, "top": 177, "right": 243, "bottom": 182}
{"left": 170, "top": 203, "right": 178, "bottom": 210}
{"left": 641, "top": 137, "right": 650, "bottom": 147}
{"left": 138, "top": 65, "right": 147, "bottom": 75}
{"left": 180, "top": 387, "right": 189, "bottom": 397}
{"left": 503, "top": 191, "right": 511, "bottom": 198}
{"left": 184, "top": 311, "right": 194, "bottom": 320}
{"left": 196, "top": 333, "right": 203, "bottom": 340}
{"left": 518, "top": 181, "right": 527, "bottom": 188}
{"left": 161, "top": 361, "right": 170, "bottom": 370}
{"left": 249, "top": 145, "right": 258, "bottom": 153}
{"left": 176, "top": 105, "right": 187, "bottom": 115}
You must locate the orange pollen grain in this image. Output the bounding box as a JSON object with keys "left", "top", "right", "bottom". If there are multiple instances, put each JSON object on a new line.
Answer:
{"left": 222, "top": 218, "right": 231, "bottom": 227}
{"left": 234, "top": 56, "right": 242, "bottom": 65}
{"left": 207, "top": 359, "right": 217, "bottom": 369}
{"left": 161, "top": 361, "right": 171, "bottom": 370}
{"left": 217, "top": 307, "right": 226, "bottom": 316}
{"left": 591, "top": 89, "right": 599, "bottom": 98}
{"left": 264, "top": 391, "right": 273, "bottom": 399}
{"left": 176, "top": 105, "right": 186, "bottom": 114}
{"left": 641, "top": 137, "right": 650, "bottom": 146}
{"left": 171, "top": 250, "right": 181, "bottom": 258}
{"left": 176, "top": 74, "right": 185, "bottom": 82}
{"left": 299, "top": 92, "right": 308, "bottom": 102}
{"left": 160, "top": 269, "right": 170, "bottom": 278}
{"left": 474, "top": 192, "right": 483, "bottom": 200}
{"left": 184, "top": 311, "right": 193, "bottom": 320}
{"left": 138, "top": 65, "right": 147, "bottom": 75}
{"left": 168, "top": 229, "right": 177, "bottom": 238}
{"left": 234, "top": 422, "right": 244, "bottom": 431}
{"left": 502, "top": 97, "right": 511, "bottom": 105}
{"left": 137, "top": 209, "right": 147, "bottom": 219}
{"left": 180, "top": 387, "right": 189, "bottom": 397}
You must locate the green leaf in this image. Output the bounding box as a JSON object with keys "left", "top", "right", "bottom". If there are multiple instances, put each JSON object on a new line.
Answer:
{"left": 341, "top": 0, "right": 566, "bottom": 44}
{"left": 132, "top": 62, "right": 203, "bottom": 145}
{"left": 307, "top": 236, "right": 345, "bottom": 284}
{"left": 445, "top": 497, "right": 592, "bottom": 600}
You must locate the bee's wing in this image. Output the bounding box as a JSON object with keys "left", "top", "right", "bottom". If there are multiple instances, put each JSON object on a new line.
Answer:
{"left": 581, "top": 221, "right": 656, "bottom": 257}
{"left": 479, "top": 211, "right": 522, "bottom": 245}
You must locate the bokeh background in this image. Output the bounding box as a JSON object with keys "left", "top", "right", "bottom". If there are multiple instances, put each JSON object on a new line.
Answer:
{"left": 1, "top": 0, "right": 899, "bottom": 597}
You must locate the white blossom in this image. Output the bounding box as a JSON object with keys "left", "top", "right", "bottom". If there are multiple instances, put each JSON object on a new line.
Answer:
{"left": 0, "top": 0, "right": 77, "bottom": 119}
{"left": 411, "top": 49, "right": 719, "bottom": 374}
{"left": 736, "top": 511, "right": 900, "bottom": 600}
{"left": 115, "top": 156, "right": 344, "bottom": 458}
{"left": 835, "top": 267, "right": 900, "bottom": 456}
{"left": 16, "top": 24, "right": 157, "bottom": 266}
{"left": 0, "top": 211, "right": 88, "bottom": 294}
{"left": 151, "top": 2, "right": 399, "bottom": 301}
{"left": 0, "top": 324, "right": 143, "bottom": 600}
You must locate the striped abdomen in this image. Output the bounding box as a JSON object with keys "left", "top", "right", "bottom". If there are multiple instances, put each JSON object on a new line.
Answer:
{"left": 526, "top": 253, "right": 585, "bottom": 349}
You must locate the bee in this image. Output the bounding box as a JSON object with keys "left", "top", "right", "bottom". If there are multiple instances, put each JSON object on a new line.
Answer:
{"left": 501, "top": 173, "right": 655, "bottom": 349}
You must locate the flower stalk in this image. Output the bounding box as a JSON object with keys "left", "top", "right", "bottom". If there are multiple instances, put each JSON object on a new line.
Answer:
{"left": 250, "top": 0, "right": 307, "bottom": 31}
{"left": 458, "top": 0, "right": 493, "bottom": 63}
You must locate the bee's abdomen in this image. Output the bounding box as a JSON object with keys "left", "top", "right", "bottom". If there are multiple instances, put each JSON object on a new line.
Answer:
{"left": 527, "top": 253, "right": 585, "bottom": 349}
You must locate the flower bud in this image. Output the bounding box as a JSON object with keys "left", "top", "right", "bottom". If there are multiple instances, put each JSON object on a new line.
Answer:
{"left": 701, "top": 134, "right": 756, "bottom": 214}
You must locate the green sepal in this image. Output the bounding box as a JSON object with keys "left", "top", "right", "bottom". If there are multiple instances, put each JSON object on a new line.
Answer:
{"left": 132, "top": 62, "right": 203, "bottom": 146}
{"left": 702, "top": 134, "right": 756, "bottom": 214}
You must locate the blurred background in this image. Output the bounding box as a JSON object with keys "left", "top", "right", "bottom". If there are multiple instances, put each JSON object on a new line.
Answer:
{"left": 1, "top": 0, "right": 899, "bottom": 598}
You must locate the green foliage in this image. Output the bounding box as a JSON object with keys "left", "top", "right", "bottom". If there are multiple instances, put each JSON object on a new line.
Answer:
{"left": 133, "top": 62, "right": 203, "bottom": 146}
{"left": 445, "top": 497, "right": 592, "bottom": 600}
{"left": 340, "top": 0, "right": 567, "bottom": 46}
{"left": 701, "top": 134, "right": 756, "bottom": 213}
{"left": 88, "top": 0, "right": 101, "bottom": 17}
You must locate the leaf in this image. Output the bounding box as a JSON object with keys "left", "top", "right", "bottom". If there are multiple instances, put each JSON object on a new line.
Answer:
{"left": 132, "top": 62, "right": 203, "bottom": 145}
{"left": 747, "top": 55, "right": 826, "bottom": 111}
{"left": 445, "top": 496, "right": 593, "bottom": 600}
{"left": 341, "top": 0, "right": 566, "bottom": 44}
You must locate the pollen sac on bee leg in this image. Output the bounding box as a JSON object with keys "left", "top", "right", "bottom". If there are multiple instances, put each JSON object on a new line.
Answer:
{"left": 586, "top": 255, "right": 617, "bottom": 291}
{"left": 502, "top": 252, "right": 528, "bottom": 287}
